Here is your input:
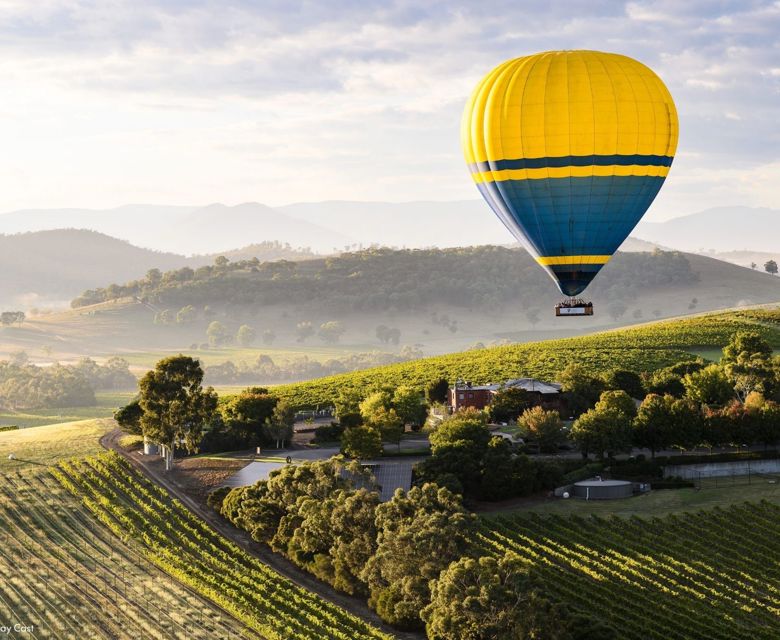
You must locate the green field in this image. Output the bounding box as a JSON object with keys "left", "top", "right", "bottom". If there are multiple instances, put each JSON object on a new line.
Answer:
{"left": 272, "top": 309, "right": 780, "bottom": 408}
{"left": 0, "top": 392, "right": 134, "bottom": 429}
{"left": 0, "top": 387, "right": 251, "bottom": 430}
{"left": 0, "top": 467, "right": 260, "bottom": 639}
{"left": 483, "top": 479, "right": 780, "bottom": 518}
{"left": 478, "top": 503, "right": 780, "bottom": 639}
{"left": 0, "top": 419, "right": 111, "bottom": 470}
{"left": 55, "top": 451, "right": 390, "bottom": 640}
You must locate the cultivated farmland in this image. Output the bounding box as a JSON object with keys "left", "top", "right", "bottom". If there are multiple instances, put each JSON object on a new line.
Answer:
{"left": 478, "top": 505, "right": 780, "bottom": 640}
{"left": 272, "top": 309, "right": 780, "bottom": 408}
{"left": 54, "top": 451, "right": 392, "bottom": 640}
{"left": 0, "top": 467, "right": 260, "bottom": 639}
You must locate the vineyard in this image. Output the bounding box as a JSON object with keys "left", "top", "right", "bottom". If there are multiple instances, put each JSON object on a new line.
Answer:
{"left": 0, "top": 467, "right": 260, "bottom": 639}
{"left": 53, "top": 451, "right": 391, "bottom": 640}
{"left": 273, "top": 309, "right": 780, "bottom": 408}
{"left": 478, "top": 504, "right": 780, "bottom": 640}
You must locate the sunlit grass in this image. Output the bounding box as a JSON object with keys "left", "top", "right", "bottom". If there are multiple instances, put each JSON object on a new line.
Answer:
{"left": 0, "top": 419, "right": 111, "bottom": 469}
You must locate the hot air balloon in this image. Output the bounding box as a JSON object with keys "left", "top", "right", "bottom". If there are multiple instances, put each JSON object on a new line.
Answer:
{"left": 462, "top": 50, "right": 678, "bottom": 316}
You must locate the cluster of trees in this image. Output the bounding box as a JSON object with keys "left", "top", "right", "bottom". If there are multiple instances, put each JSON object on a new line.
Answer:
{"left": 203, "top": 347, "right": 424, "bottom": 385}
{"left": 416, "top": 409, "right": 565, "bottom": 501}
{"left": 0, "top": 361, "right": 94, "bottom": 409}
{"left": 0, "top": 311, "right": 25, "bottom": 326}
{"left": 335, "top": 386, "right": 429, "bottom": 458}
{"left": 73, "top": 357, "right": 137, "bottom": 390}
{"left": 214, "top": 462, "right": 601, "bottom": 638}
{"left": 71, "top": 246, "right": 699, "bottom": 314}
{"left": 116, "top": 357, "right": 295, "bottom": 465}
{"left": 568, "top": 331, "right": 780, "bottom": 457}
{"left": 0, "top": 357, "right": 135, "bottom": 409}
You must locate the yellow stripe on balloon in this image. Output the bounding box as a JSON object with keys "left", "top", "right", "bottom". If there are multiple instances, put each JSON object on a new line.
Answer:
{"left": 462, "top": 50, "right": 678, "bottom": 165}
{"left": 471, "top": 164, "right": 670, "bottom": 184}
{"left": 536, "top": 255, "right": 612, "bottom": 266}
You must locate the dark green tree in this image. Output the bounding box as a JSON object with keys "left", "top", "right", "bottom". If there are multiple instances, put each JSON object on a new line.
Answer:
{"left": 219, "top": 386, "right": 277, "bottom": 444}
{"left": 557, "top": 364, "right": 605, "bottom": 416}
{"left": 721, "top": 331, "right": 775, "bottom": 400}
{"left": 425, "top": 378, "right": 449, "bottom": 405}
{"left": 422, "top": 553, "right": 592, "bottom": 640}
{"left": 683, "top": 364, "right": 733, "bottom": 406}
{"left": 518, "top": 406, "right": 566, "bottom": 453}
{"left": 632, "top": 394, "right": 675, "bottom": 458}
{"left": 570, "top": 391, "right": 634, "bottom": 459}
{"left": 138, "top": 355, "right": 218, "bottom": 470}
{"left": 363, "top": 484, "right": 476, "bottom": 629}
{"left": 114, "top": 399, "right": 143, "bottom": 435}
{"left": 341, "top": 425, "right": 383, "bottom": 459}
{"left": 263, "top": 399, "right": 295, "bottom": 449}
{"left": 602, "top": 369, "right": 646, "bottom": 399}
{"left": 488, "top": 386, "right": 532, "bottom": 423}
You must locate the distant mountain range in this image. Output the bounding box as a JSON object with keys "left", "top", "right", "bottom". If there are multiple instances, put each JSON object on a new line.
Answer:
{"left": 0, "top": 229, "right": 316, "bottom": 308}
{"left": 633, "top": 207, "right": 780, "bottom": 254}
{"left": 0, "top": 203, "right": 351, "bottom": 255}
{"left": 0, "top": 202, "right": 776, "bottom": 257}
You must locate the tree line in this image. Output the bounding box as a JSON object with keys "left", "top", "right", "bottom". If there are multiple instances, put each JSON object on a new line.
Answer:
{"left": 71, "top": 246, "right": 698, "bottom": 313}
{"left": 115, "top": 356, "right": 297, "bottom": 466}
{"left": 0, "top": 356, "right": 135, "bottom": 410}
{"left": 567, "top": 331, "right": 780, "bottom": 458}
{"left": 203, "top": 348, "right": 423, "bottom": 385}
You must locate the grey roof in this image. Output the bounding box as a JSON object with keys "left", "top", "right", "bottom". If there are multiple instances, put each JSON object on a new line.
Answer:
{"left": 348, "top": 459, "right": 416, "bottom": 502}
{"left": 224, "top": 454, "right": 417, "bottom": 502}
{"left": 455, "top": 378, "right": 561, "bottom": 394}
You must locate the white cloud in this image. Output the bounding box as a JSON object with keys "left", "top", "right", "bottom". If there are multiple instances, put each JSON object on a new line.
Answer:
{"left": 0, "top": 0, "right": 777, "bottom": 217}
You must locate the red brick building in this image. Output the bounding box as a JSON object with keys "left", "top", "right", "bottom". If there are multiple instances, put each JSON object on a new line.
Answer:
{"left": 449, "top": 378, "right": 562, "bottom": 413}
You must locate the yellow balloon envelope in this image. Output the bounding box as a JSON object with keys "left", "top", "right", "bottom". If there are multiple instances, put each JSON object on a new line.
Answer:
{"left": 462, "top": 50, "right": 678, "bottom": 296}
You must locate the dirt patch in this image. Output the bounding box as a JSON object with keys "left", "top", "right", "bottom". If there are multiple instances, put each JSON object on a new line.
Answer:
{"left": 140, "top": 453, "right": 252, "bottom": 505}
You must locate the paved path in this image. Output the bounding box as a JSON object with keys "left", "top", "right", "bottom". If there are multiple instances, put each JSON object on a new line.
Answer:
{"left": 101, "top": 428, "right": 423, "bottom": 640}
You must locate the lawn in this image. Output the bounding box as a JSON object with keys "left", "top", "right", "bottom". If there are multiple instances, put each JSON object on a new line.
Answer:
{"left": 0, "top": 418, "right": 111, "bottom": 470}
{"left": 0, "top": 391, "right": 135, "bottom": 428}
{"left": 0, "top": 387, "right": 251, "bottom": 429}
{"left": 482, "top": 478, "right": 780, "bottom": 519}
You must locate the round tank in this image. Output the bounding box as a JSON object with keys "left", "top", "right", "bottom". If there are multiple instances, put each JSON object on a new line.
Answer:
{"left": 574, "top": 478, "right": 633, "bottom": 500}
{"left": 143, "top": 437, "right": 159, "bottom": 456}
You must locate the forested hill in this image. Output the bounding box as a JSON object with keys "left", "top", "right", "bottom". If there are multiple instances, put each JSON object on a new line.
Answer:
{"left": 0, "top": 229, "right": 319, "bottom": 308}
{"left": 71, "top": 246, "right": 780, "bottom": 316}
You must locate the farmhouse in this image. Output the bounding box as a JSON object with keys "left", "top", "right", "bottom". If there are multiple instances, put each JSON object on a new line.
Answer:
{"left": 449, "top": 378, "right": 562, "bottom": 412}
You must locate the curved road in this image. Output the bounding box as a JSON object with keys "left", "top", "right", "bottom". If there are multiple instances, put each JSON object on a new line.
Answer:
{"left": 100, "top": 428, "right": 422, "bottom": 640}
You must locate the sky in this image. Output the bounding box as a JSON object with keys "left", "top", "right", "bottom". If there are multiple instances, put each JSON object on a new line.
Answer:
{"left": 0, "top": 0, "right": 778, "bottom": 221}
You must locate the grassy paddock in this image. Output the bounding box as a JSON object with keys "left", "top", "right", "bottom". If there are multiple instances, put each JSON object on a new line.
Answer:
{"left": 0, "top": 419, "right": 111, "bottom": 470}
{"left": 0, "top": 391, "right": 136, "bottom": 428}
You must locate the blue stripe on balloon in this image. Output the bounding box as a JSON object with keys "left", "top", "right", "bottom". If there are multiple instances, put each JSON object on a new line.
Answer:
{"left": 479, "top": 174, "right": 666, "bottom": 296}
{"left": 468, "top": 154, "right": 673, "bottom": 173}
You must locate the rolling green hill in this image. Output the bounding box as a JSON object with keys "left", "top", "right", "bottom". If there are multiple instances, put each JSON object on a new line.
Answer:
{"left": 2, "top": 247, "right": 779, "bottom": 379}
{"left": 272, "top": 309, "right": 780, "bottom": 408}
